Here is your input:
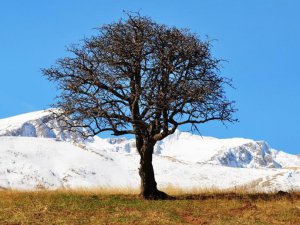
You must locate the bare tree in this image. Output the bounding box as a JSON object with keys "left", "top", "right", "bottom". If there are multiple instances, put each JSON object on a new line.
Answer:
{"left": 43, "top": 13, "right": 236, "bottom": 199}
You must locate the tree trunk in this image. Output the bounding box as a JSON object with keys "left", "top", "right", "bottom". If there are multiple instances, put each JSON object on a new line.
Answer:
{"left": 138, "top": 139, "right": 169, "bottom": 199}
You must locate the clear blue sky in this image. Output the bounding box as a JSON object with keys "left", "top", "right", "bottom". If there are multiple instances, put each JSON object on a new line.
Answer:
{"left": 1, "top": 0, "right": 299, "bottom": 154}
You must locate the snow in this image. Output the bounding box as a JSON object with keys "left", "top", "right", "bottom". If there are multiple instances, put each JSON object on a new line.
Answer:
{"left": 153, "top": 130, "right": 282, "bottom": 168}
{"left": 0, "top": 137, "right": 139, "bottom": 189}
{"left": 0, "top": 109, "right": 300, "bottom": 192}
{"left": 271, "top": 149, "right": 300, "bottom": 168}
{"left": 0, "top": 109, "right": 92, "bottom": 143}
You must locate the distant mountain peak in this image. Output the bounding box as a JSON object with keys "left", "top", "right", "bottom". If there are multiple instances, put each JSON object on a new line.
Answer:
{"left": 0, "top": 109, "right": 92, "bottom": 143}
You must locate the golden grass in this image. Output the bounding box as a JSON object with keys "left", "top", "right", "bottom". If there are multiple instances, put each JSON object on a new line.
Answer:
{"left": 1, "top": 189, "right": 300, "bottom": 225}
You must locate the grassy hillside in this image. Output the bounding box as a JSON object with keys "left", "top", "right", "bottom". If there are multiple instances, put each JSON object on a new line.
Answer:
{"left": 1, "top": 190, "right": 299, "bottom": 225}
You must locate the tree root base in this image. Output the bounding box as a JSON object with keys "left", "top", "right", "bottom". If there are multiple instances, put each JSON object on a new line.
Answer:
{"left": 141, "top": 189, "right": 174, "bottom": 200}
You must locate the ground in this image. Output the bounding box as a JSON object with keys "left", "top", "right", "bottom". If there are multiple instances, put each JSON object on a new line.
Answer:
{"left": 1, "top": 190, "right": 299, "bottom": 225}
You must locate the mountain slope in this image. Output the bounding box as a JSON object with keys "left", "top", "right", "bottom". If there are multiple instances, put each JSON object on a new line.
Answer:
{"left": 0, "top": 109, "right": 90, "bottom": 143}
{"left": 0, "top": 109, "right": 300, "bottom": 192}
{"left": 154, "top": 130, "right": 283, "bottom": 168}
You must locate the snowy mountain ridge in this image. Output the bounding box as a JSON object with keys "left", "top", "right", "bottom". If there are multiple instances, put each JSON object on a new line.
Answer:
{"left": 0, "top": 109, "right": 91, "bottom": 143}
{"left": 0, "top": 109, "right": 300, "bottom": 191}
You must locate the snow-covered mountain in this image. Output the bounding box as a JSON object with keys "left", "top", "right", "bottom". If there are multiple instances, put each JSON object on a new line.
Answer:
{"left": 0, "top": 110, "right": 300, "bottom": 192}
{"left": 0, "top": 109, "right": 91, "bottom": 143}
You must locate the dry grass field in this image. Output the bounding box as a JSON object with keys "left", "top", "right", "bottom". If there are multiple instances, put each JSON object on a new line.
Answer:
{"left": 0, "top": 188, "right": 300, "bottom": 225}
